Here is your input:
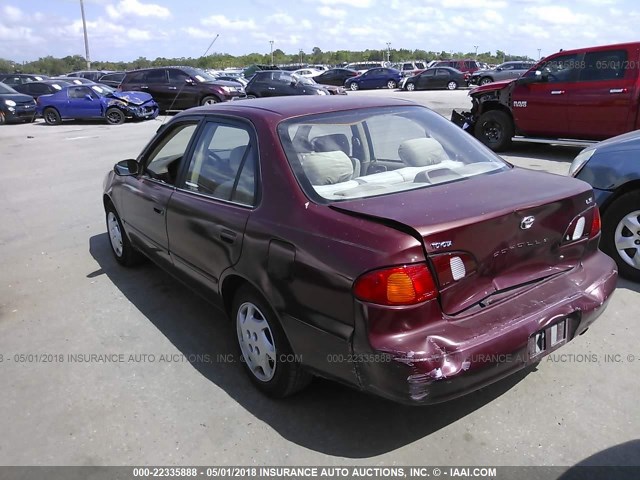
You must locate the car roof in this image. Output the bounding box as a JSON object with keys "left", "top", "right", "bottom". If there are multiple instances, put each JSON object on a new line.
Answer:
{"left": 549, "top": 41, "right": 640, "bottom": 56}
{"left": 177, "top": 96, "right": 418, "bottom": 122}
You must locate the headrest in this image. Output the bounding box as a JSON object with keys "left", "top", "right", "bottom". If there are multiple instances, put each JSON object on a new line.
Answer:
{"left": 302, "top": 151, "right": 354, "bottom": 185}
{"left": 312, "top": 134, "right": 350, "bottom": 155}
{"left": 398, "top": 137, "right": 448, "bottom": 166}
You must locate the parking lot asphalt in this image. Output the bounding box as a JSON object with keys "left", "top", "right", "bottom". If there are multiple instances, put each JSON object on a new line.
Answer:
{"left": 0, "top": 90, "right": 638, "bottom": 467}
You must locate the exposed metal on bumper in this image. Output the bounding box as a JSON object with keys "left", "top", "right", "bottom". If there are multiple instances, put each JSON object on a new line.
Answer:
{"left": 451, "top": 109, "right": 474, "bottom": 132}
{"left": 354, "top": 252, "right": 617, "bottom": 405}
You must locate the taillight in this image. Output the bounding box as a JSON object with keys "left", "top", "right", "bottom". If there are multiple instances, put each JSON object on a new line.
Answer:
{"left": 590, "top": 207, "right": 601, "bottom": 238}
{"left": 562, "top": 207, "right": 601, "bottom": 243}
{"left": 353, "top": 264, "right": 438, "bottom": 306}
{"left": 430, "top": 252, "right": 477, "bottom": 288}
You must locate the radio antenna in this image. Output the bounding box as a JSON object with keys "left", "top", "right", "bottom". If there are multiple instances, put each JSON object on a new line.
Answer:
{"left": 161, "top": 33, "right": 220, "bottom": 125}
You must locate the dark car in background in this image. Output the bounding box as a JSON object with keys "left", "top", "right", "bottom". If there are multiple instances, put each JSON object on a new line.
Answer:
{"left": 67, "top": 70, "right": 114, "bottom": 82}
{"left": 53, "top": 76, "right": 96, "bottom": 85}
{"left": 12, "top": 79, "right": 72, "bottom": 100}
{"left": 469, "top": 61, "right": 536, "bottom": 86}
{"left": 103, "top": 95, "right": 616, "bottom": 404}
{"left": 570, "top": 131, "right": 640, "bottom": 281}
{"left": 98, "top": 72, "right": 126, "bottom": 88}
{"left": 0, "top": 73, "right": 49, "bottom": 86}
{"left": 245, "top": 71, "right": 334, "bottom": 98}
{"left": 344, "top": 67, "right": 402, "bottom": 90}
{"left": 432, "top": 59, "right": 481, "bottom": 83}
{"left": 313, "top": 68, "right": 358, "bottom": 86}
{"left": 0, "top": 82, "right": 37, "bottom": 124}
{"left": 119, "top": 66, "right": 245, "bottom": 111}
{"left": 403, "top": 67, "right": 465, "bottom": 91}
{"left": 37, "top": 83, "right": 158, "bottom": 125}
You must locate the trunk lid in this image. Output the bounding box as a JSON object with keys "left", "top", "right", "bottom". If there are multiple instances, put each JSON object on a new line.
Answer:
{"left": 331, "top": 168, "right": 596, "bottom": 315}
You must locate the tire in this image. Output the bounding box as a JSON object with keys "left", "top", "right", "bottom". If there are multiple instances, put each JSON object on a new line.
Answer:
{"left": 600, "top": 191, "right": 640, "bottom": 282}
{"left": 349, "top": 82, "right": 359, "bottom": 91}
{"left": 105, "top": 203, "right": 144, "bottom": 267}
{"left": 386, "top": 79, "right": 397, "bottom": 89}
{"left": 105, "top": 107, "right": 125, "bottom": 125}
{"left": 233, "top": 286, "right": 312, "bottom": 398}
{"left": 480, "top": 77, "right": 494, "bottom": 86}
{"left": 406, "top": 82, "right": 416, "bottom": 91}
{"left": 474, "top": 110, "right": 514, "bottom": 152}
{"left": 201, "top": 96, "right": 219, "bottom": 106}
{"left": 447, "top": 81, "right": 458, "bottom": 90}
{"left": 43, "top": 108, "right": 61, "bottom": 125}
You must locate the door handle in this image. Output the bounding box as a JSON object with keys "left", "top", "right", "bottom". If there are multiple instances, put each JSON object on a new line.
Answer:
{"left": 140, "top": 85, "right": 149, "bottom": 89}
{"left": 153, "top": 207, "right": 164, "bottom": 215}
{"left": 219, "top": 228, "right": 237, "bottom": 244}
{"left": 168, "top": 86, "right": 177, "bottom": 90}
{"left": 268, "top": 87, "right": 275, "bottom": 90}
{"left": 550, "top": 90, "right": 565, "bottom": 95}
{"left": 609, "top": 88, "right": 627, "bottom": 94}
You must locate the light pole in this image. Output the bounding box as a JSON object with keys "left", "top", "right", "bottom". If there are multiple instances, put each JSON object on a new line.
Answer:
{"left": 299, "top": 49, "right": 303, "bottom": 65}
{"left": 474, "top": 45, "right": 478, "bottom": 59}
{"left": 537, "top": 48, "right": 542, "bottom": 60}
{"left": 386, "top": 42, "right": 391, "bottom": 63}
{"left": 79, "top": 0, "right": 91, "bottom": 69}
{"left": 269, "top": 40, "right": 274, "bottom": 65}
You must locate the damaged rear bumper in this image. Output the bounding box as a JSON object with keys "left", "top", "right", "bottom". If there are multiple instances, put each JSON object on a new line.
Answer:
{"left": 353, "top": 252, "right": 617, "bottom": 405}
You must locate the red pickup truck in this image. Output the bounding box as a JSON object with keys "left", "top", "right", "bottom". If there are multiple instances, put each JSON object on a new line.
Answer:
{"left": 452, "top": 42, "right": 640, "bottom": 151}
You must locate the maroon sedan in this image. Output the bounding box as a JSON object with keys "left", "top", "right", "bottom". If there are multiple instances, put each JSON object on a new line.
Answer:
{"left": 103, "top": 96, "right": 617, "bottom": 404}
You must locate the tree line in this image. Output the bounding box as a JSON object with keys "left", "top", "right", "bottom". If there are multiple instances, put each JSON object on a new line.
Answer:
{"left": 0, "top": 47, "right": 534, "bottom": 74}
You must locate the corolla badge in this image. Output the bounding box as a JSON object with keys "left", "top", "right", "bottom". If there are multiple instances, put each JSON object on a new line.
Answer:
{"left": 520, "top": 216, "right": 535, "bottom": 230}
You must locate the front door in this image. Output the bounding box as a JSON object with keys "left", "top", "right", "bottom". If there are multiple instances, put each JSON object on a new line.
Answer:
{"left": 66, "top": 86, "right": 102, "bottom": 118}
{"left": 510, "top": 53, "right": 580, "bottom": 138}
{"left": 119, "top": 120, "right": 200, "bottom": 269}
{"left": 166, "top": 119, "right": 256, "bottom": 298}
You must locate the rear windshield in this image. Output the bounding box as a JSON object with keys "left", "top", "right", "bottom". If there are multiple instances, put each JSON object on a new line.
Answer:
{"left": 278, "top": 105, "right": 509, "bottom": 203}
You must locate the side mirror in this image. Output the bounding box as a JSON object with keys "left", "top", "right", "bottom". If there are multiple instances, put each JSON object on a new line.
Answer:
{"left": 85, "top": 94, "right": 93, "bottom": 100}
{"left": 516, "top": 71, "right": 545, "bottom": 85}
{"left": 290, "top": 80, "right": 297, "bottom": 87}
{"left": 114, "top": 159, "right": 139, "bottom": 176}
{"left": 496, "top": 67, "right": 503, "bottom": 71}
{"left": 185, "top": 78, "right": 195, "bottom": 85}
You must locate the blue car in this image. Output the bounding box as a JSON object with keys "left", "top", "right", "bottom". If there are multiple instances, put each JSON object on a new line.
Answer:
{"left": 344, "top": 67, "right": 402, "bottom": 91}
{"left": 37, "top": 84, "right": 159, "bottom": 125}
{"left": 569, "top": 130, "right": 640, "bottom": 281}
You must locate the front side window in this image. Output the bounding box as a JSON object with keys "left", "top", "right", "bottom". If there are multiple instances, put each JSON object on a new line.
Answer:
{"left": 68, "top": 86, "right": 93, "bottom": 99}
{"left": 144, "top": 122, "right": 199, "bottom": 185}
{"left": 526, "top": 54, "right": 580, "bottom": 83}
{"left": 183, "top": 123, "right": 256, "bottom": 206}
{"left": 278, "top": 106, "right": 508, "bottom": 202}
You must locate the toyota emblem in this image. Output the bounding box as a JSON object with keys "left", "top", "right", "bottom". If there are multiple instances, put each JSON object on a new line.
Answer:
{"left": 520, "top": 216, "right": 535, "bottom": 230}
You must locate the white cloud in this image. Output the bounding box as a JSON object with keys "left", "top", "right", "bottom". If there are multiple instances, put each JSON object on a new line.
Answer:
{"left": 319, "top": 0, "right": 374, "bottom": 7}
{"left": 317, "top": 6, "right": 347, "bottom": 19}
{"left": 201, "top": 15, "right": 257, "bottom": 31}
{"left": 524, "top": 5, "right": 592, "bottom": 25}
{"left": 266, "top": 13, "right": 295, "bottom": 25}
{"left": 3, "top": 5, "right": 22, "bottom": 21}
{"left": 106, "top": 0, "right": 170, "bottom": 20}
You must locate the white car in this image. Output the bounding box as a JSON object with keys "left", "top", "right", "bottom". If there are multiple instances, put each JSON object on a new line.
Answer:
{"left": 293, "top": 68, "right": 323, "bottom": 78}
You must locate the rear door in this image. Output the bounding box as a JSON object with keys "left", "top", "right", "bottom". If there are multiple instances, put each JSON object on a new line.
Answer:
{"left": 143, "top": 69, "right": 173, "bottom": 110}
{"left": 166, "top": 119, "right": 256, "bottom": 297}
{"left": 567, "top": 47, "right": 639, "bottom": 139}
{"left": 510, "top": 53, "right": 580, "bottom": 137}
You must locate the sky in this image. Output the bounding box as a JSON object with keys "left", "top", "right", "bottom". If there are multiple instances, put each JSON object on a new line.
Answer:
{"left": 0, "top": 0, "right": 638, "bottom": 63}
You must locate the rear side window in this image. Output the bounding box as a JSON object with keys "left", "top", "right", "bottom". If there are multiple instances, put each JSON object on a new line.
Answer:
{"left": 124, "top": 71, "right": 146, "bottom": 83}
{"left": 144, "top": 69, "right": 167, "bottom": 84}
{"left": 580, "top": 50, "right": 628, "bottom": 81}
